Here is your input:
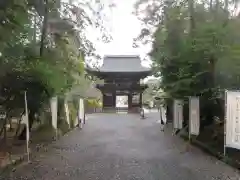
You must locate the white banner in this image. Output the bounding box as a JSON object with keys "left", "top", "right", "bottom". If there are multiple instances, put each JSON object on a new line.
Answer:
{"left": 173, "top": 99, "right": 183, "bottom": 129}
{"left": 50, "top": 97, "right": 58, "bottom": 129}
{"left": 225, "top": 91, "right": 240, "bottom": 150}
{"left": 24, "top": 91, "right": 30, "bottom": 162}
{"left": 21, "top": 114, "right": 28, "bottom": 125}
{"left": 79, "top": 98, "right": 84, "bottom": 128}
{"left": 189, "top": 97, "right": 200, "bottom": 136}
{"left": 64, "top": 101, "right": 70, "bottom": 127}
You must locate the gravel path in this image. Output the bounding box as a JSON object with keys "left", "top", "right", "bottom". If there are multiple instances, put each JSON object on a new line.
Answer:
{"left": 1, "top": 112, "right": 239, "bottom": 180}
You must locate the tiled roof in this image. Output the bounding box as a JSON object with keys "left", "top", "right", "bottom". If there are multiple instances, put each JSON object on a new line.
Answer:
{"left": 87, "top": 55, "right": 151, "bottom": 73}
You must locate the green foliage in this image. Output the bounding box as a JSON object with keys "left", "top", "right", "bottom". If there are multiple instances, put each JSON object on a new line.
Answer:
{"left": 87, "top": 99, "right": 102, "bottom": 108}
{"left": 135, "top": 0, "right": 240, "bottom": 125}
{"left": 0, "top": 0, "right": 112, "bottom": 140}
{"left": 0, "top": 0, "right": 110, "bottom": 114}
{"left": 142, "top": 79, "right": 160, "bottom": 103}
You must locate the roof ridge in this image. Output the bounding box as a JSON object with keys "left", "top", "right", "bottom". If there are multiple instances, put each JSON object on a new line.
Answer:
{"left": 103, "top": 55, "right": 140, "bottom": 59}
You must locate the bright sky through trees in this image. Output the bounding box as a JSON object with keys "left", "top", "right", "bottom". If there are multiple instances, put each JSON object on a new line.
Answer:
{"left": 86, "top": 0, "right": 152, "bottom": 67}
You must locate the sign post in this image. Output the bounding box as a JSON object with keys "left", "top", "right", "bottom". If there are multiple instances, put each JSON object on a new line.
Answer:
{"left": 0, "top": 106, "right": 7, "bottom": 154}
{"left": 225, "top": 90, "right": 240, "bottom": 156}
{"left": 83, "top": 99, "right": 86, "bottom": 124}
{"left": 154, "top": 97, "right": 164, "bottom": 130}
{"left": 78, "top": 98, "right": 85, "bottom": 129}
{"left": 173, "top": 99, "right": 183, "bottom": 131}
{"left": 224, "top": 90, "right": 227, "bottom": 156}
{"left": 24, "top": 91, "right": 30, "bottom": 163}
{"left": 50, "top": 97, "right": 58, "bottom": 138}
{"left": 189, "top": 97, "right": 200, "bottom": 141}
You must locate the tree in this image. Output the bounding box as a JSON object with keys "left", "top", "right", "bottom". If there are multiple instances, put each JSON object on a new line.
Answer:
{"left": 0, "top": 0, "right": 113, "bottom": 140}
{"left": 134, "top": 0, "right": 240, "bottom": 130}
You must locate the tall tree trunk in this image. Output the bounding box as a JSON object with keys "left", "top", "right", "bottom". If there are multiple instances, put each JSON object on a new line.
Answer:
{"left": 188, "top": 0, "right": 195, "bottom": 37}
{"left": 210, "top": 0, "right": 213, "bottom": 11}
{"left": 225, "top": 0, "right": 228, "bottom": 11}
{"left": 215, "top": 0, "right": 220, "bottom": 9}
{"left": 223, "top": 0, "right": 229, "bottom": 26}
{"left": 206, "top": 1, "right": 219, "bottom": 128}
{"left": 18, "top": 0, "right": 49, "bottom": 140}
{"left": 33, "top": 13, "right": 37, "bottom": 44}
{"left": 40, "top": 0, "right": 49, "bottom": 56}
{"left": 214, "top": 0, "right": 220, "bottom": 20}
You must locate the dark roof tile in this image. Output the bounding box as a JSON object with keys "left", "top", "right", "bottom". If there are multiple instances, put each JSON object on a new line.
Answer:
{"left": 97, "top": 55, "right": 151, "bottom": 72}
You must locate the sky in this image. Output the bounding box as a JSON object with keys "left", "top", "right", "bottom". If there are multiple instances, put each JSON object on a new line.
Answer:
{"left": 86, "top": 0, "right": 152, "bottom": 67}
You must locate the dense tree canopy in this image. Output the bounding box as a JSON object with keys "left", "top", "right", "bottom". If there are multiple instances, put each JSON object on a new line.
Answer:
{"left": 0, "top": 0, "right": 112, "bottom": 139}
{"left": 135, "top": 0, "right": 240, "bottom": 127}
